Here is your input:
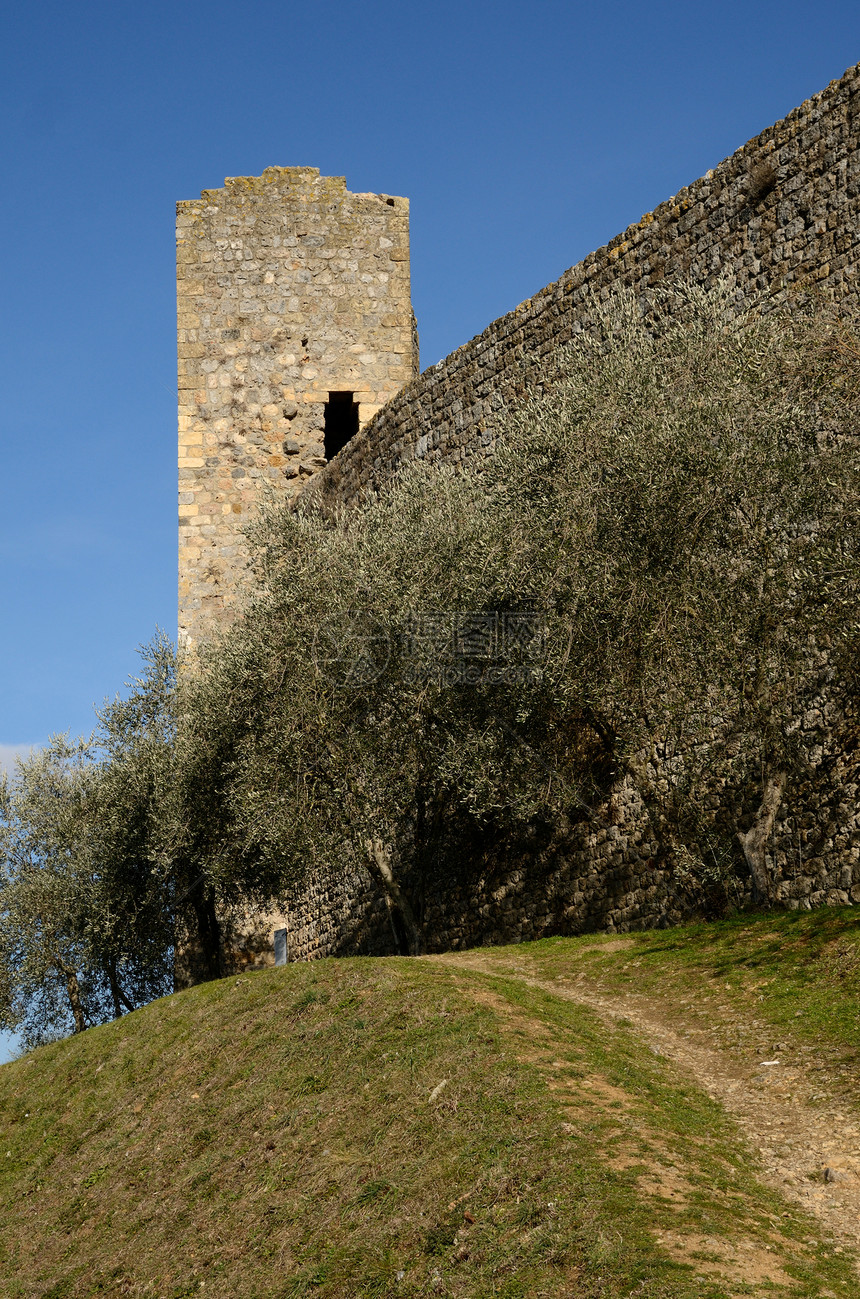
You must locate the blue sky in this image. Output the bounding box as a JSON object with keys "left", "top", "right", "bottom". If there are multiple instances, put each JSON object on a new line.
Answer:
{"left": 0, "top": 1, "right": 858, "bottom": 1059}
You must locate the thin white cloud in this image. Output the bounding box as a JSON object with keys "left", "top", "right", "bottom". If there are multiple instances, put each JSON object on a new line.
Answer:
{"left": 0, "top": 743, "right": 37, "bottom": 774}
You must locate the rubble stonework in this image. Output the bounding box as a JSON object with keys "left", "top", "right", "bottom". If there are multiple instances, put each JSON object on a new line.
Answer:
{"left": 177, "top": 167, "right": 416, "bottom": 645}
{"left": 178, "top": 65, "right": 860, "bottom": 971}
{"left": 273, "top": 691, "right": 860, "bottom": 964}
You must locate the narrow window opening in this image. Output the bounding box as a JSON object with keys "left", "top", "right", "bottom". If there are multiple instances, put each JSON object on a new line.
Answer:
{"left": 324, "top": 391, "right": 359, "bottom": 460}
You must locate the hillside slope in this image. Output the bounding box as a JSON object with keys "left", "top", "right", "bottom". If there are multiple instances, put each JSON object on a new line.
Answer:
{"left": 2, "top": 912, "right": 860, "bottom": 1298}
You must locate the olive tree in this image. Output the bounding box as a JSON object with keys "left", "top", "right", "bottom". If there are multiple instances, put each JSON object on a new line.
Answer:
{"left": 0, "top": 636, "right": 176, "bottom": 1045}
{"left": 175, "top": 284, "right": 860, "bottom": 953}
{"left": 175, "top": 465, "right": 551, "bottom": 955}
{"left": 0, "top": 738, "right": 96, "bottom": 1042}
{"left": 487, "top": 284, "right": 860, "bottom": 903}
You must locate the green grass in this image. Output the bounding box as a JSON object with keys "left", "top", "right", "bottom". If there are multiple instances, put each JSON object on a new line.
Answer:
{"left": 468, "top": 969, "right": 855, "bottom": 1295}
{"left": 0, "top": 912, "right": 858, "bottom": 1297}
{"left": 516, "top": 906, "right": 860, "bottom": 1070}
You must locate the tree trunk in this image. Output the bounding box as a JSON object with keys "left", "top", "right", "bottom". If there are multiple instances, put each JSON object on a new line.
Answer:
{"left": 55, "top": 959, "right": 87, "bottom": 1034}
{"left": 366, "top": 838, "right": 422, "bottom": 956}
{"left": 190, "top": 889, "right": 224, "bottom": 982}
{"left": 737, "top": 770, "right": 786, "bottom": 906}
{"left": 107, "top": 957, "right": 122, "bottom": 1018}
{"left": 107, "top": 957, "right": 135, "bottom": 1016}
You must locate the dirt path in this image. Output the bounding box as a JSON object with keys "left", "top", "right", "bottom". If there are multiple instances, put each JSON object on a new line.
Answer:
{"left": 436, "top": 947, "right": 860, "bottom": 1268}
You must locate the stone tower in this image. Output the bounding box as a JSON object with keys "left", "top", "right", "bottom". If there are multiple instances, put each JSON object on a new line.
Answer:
{"left": 176, "top": 166, "right": 417, "bottom": 645}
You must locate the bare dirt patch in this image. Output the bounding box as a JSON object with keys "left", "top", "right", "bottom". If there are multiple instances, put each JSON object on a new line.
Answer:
{"left": 655, "top": 1229, "right": 797, "bottom": 1291}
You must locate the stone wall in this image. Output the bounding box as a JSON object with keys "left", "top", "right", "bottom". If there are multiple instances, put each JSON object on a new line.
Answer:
{"left": 247, "top": 701, "right": 860, "bottom": 966}
{"left": 308, "top": 62, "right": 860, "bottom": 512}
{"left": 191, "top": 64, "right": 860, "bottom": 971}
{"left": 177, "top": 167, "right": 416, "bottom": 645}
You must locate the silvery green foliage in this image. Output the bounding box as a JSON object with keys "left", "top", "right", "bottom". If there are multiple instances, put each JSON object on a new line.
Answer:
{"left": 486, "top": 283, "right": 860, "bottom": 903}
{"left": 176, "top": 283, "right": 860, "bottom": 936}
{"left": 0, "top": 635, "right": 176, "bottom": 1046}
{"left": 175, "top": 463, "right": 531, "bottom": 954}
{"left": 0, "top": 738, "right": 95, "bottom": 1046}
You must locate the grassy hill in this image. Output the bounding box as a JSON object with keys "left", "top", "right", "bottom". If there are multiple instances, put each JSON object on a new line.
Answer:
{"left": 2, "top": 910, "right": 860, "bottom": 1298}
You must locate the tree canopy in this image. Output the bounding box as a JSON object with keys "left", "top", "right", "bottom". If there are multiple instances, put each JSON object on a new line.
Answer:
{"left": 0, "top": 635, "right": 176, "bottom": 1046}
{"left": 174, "top": 283, "right": 860, "bottom": 947}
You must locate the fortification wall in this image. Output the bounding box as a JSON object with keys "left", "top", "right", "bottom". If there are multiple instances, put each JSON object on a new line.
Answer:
{"left": 215, "top": 64, "right": 860, "bottom": 970}
{"left": 309, "top": 63, "right": 860, "bottom": 512}
{"left": 262, "top": 688, "right": 860, "bottom": 964}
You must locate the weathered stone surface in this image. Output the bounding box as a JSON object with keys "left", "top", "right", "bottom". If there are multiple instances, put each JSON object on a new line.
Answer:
{"left": 177, "top": 167, "right": 417, "bottom": 646}
{"left": 307, "top": 64, "right": 860, "bottom": 512}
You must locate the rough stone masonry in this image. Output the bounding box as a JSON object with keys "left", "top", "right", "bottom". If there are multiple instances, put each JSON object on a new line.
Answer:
{"left": 177, "top": 64, "right": 860, "bottom": 972}
{"left": 177, "top": 167, "right": 417, "bottom": 646}
{"left": 309, "top": 63, "right": 860, "bottom": 510}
